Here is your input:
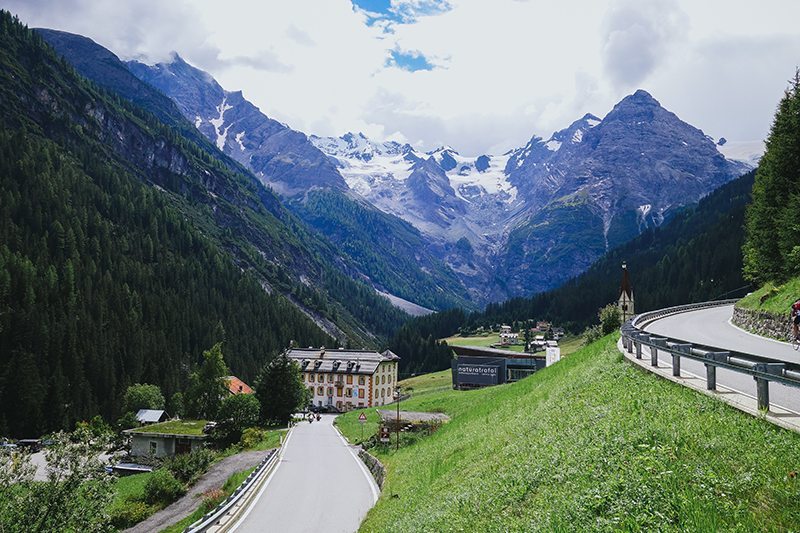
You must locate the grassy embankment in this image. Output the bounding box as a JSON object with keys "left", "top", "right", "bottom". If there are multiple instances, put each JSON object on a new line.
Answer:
{"left": 337, "top": 335, "right": 800, "bottom": 531}
{"left": 737, "top": 277, "right": 800, "bottom": 315}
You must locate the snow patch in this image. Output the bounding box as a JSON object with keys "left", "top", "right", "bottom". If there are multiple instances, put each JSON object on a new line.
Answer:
{"left": 638, "top": 204, "right": 652, "bottom": 218}
{"left": 209, "top": 96, "right": 233, "bottom": 151}
{"left": 235, "top": 131, "right": 246, "bottom": 152}
{"left": 545, "top": 140, "right": 562, "bottom": 152}
{"left": 586, "top": 117, "right": 601, "bottom": 127}
{"left": 194, "top": 116, "right": 202, "bottom": 128}
{"left": 571, "top": 129, "right": 583, "bottom": 143}
{"left": 716, "top": 140, "right": 765, "bottom": 168}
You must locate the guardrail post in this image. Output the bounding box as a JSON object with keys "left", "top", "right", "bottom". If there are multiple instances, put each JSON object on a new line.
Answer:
{"left": 755, "top": 370, "right": 769, "bottom": 411}
{"left": 649, "top": 337, "right": 667, "bottom": 368}
{"left": 706, "top": 352, "right": 728, "bottom": 391}
{"left": 668, "top": 343, "right": 691, "bottom": 377}
{"left": 754, "top": 363, "right": 786, "bottom": 411}
{"left": 634, "top": 334, "right": 645, "bottom": 360}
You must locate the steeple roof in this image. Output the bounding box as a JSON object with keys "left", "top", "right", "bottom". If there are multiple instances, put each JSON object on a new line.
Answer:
{"left": 620, "top": 262, "right": 633, "bottom": 299}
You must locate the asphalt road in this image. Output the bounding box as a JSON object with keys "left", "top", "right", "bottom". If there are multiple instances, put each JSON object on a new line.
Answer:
{"left": 232, "top": 414, "right": 378, "bottom": 533}
{"left": 643, "top": 304, "right": 800, "bottom": 413}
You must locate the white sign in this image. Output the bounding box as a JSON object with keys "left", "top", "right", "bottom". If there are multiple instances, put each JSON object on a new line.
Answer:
{"left": 545, "top": 347, "right": 561, "bottom": 367}
{"left": 358, "top": 412, "right": 367, "bottom": 424}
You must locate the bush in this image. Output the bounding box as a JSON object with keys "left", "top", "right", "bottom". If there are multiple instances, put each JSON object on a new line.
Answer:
{"left": 239, "top": 427, "right": 266, "bottom": 449}
{"left": 582, "top": 324, "right": 603, "bottom": 346}
{"left": 598, "top": 303, "right": 621, "bottom": 335}
{"left": 164, "top": 448, "right": 216, "bottom": 483}
{"left": 109, "top": 501, "right": 152, "bottom": 529}
{"left": 143, "top": 469, "right": 185, "bottom": 505}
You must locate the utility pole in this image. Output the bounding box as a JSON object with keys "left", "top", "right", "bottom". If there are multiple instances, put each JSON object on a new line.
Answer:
{"left": 394, "top": 386, "right": 401, "bottom": 451}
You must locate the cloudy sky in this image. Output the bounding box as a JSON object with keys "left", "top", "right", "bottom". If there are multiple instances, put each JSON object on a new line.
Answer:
{"left": 5, "top": 0, "right": 799, "bottom": 154}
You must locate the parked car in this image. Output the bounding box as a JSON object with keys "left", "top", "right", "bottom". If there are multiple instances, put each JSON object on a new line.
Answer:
{"left": 17, "top": 439, "right": 42, "bottom": 453}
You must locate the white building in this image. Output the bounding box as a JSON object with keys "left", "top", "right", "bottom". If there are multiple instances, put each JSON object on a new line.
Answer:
{"left": 286, "top": 347, "right": 400, "bottom": 411}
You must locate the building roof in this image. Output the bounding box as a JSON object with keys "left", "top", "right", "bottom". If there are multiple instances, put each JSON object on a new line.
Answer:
{"left": 224, "top": 376, "right": 253, "bottom": 395}
{"left": 124, "top": 419, "right": 207, "bottom": 438}
{"left": 451, "top": 344, "right": 545, "bottom": 360}
{"left": 136, "top": 409, "right": 168, "bottom": 424}
{"left": 286, "top": 347, "right": 399, "bottom": 375}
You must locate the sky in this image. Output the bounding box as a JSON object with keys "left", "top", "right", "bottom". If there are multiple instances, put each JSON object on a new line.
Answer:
{"left": 4, "top": 0, "right": 799, "bottom": 155}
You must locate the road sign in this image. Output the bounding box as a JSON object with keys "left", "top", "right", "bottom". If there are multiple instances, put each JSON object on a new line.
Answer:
{"left": 358, "top": 412, "right": 367, "bottom": 424}
{"left": 379, "top": 426, "right": 391, "bottom": 443}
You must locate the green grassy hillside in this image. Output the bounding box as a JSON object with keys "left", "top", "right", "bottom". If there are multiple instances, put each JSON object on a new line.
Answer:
{"left": 337, "top": 336, "right": 800, "bottom": 531}
{"left": 737, "top": 277, "right": 800, "bottom": 315}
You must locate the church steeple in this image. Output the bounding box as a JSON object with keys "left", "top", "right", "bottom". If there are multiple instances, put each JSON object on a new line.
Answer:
{"left": 618, "top": 262, "right": 634, "bottom": 321}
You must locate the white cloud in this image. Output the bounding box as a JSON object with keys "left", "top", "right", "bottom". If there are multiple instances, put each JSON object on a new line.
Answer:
{"left": 4, "top": 0, "right": 800, "bottom": 154}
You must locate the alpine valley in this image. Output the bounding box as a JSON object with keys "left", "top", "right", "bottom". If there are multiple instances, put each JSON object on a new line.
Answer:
{"left": 41, "top": 29, "right": 755, "bottom": 314}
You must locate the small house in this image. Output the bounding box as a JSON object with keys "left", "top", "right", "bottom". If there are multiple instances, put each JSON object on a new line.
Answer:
{"left": 124, "top": 420, "right": 207, "bottom": 458}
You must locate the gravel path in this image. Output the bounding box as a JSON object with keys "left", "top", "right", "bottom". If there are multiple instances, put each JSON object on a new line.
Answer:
{"left": 125, "top": 449, "right": 269, "bottom": 533}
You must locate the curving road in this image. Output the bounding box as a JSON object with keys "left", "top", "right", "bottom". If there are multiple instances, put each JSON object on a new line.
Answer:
{"left": 231, "top": 414, "right": 378, "bottom": 533}
{"left": 643, "top": 304, "right": 800, "bottom": 414}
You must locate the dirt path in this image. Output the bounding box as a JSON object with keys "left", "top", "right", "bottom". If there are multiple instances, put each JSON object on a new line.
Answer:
{"left": 125, "top": 449, "right": 269, "bottom": 533}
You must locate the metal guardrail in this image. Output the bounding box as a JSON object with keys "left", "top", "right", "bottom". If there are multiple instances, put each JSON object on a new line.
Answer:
{"left": 621, "top": 300, "right": 800, "bottom": 411}
{"left": 184, "top": 447, "right": 279, "bottom": 533}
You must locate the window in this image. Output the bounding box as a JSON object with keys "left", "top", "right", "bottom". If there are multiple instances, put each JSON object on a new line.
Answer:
{"left": 149, "top": 441, "right": 157, "bottom": 455}
{"left": 358, "top": 376, "right": 365, "bottom": 385}
{"left": 318, "top": 374, "right": 324, "bottom": 383}
{"left": 336, "top": 387, "right": 342, "bottom": 397}
{"left": 327, "top": 387, "right": 333, "bottom": 396}
{"left": 308, "top": 374, "right": 314, "bottom": 383}
{"left": 328, "top": 374, "right": 334, "bottom": 383}
{"left": 346, "top": 388, "right": 352, "bottom": 397}
{"left": 358, "top": 389, "right": 365, "bottom": 399}
{"left": 317, "top": 386, "right": 324, "bottom": 395}
{"left": 346, "top": 375, "right": 353, "bottom": 384}
{"left": 381, "top": 388, "right": 385, "bottom": 398}
{"left": 358, "top": 402, "right": 364, "bottom": 408}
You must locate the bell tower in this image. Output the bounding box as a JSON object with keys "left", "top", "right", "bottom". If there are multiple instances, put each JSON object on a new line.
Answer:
{"left": 618, "top": 262, "right": 634, "bottom": 322}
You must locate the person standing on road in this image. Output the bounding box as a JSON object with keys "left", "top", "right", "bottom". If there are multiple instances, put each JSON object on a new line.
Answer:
{"left": 791, "top": 299, "right": 800, "bottom": 340}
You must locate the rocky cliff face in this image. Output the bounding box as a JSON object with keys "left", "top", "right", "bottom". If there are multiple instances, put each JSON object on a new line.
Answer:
{"left": 127, "top": 55, "right": 347, "bottom": 196}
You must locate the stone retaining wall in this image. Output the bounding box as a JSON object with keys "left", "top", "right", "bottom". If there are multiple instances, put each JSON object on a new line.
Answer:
{"left": 358, "top": 449, "right": 385, "bottom": 489}
{"left": 732, "top": 306, "right": 791, "bottom": 340}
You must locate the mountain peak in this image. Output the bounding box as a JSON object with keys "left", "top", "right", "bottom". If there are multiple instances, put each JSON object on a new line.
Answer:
{"left": 624, "top": 89, "right": 660, "bottom": 106}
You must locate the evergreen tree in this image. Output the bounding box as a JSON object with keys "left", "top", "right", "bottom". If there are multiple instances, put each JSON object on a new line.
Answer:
{"left": 255, "top": 354, "right": 306, "bottom": 425}
{"left": 744, "top": 71, "right": 800, "bottom": 282}
{"left": 185, "top": 343, "right": 229, "bottom": 420}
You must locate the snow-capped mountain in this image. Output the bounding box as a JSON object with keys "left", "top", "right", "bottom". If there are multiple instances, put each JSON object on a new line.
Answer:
{"left": 126, "top": 52, "right": 752, "bottom": 303}
{"left": 314, "top": 90, "right": 751, "bottom": 296}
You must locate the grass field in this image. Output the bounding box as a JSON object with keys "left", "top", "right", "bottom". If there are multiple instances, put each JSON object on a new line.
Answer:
{"left": 738, "top": 277, "right": 800, "bottom": 315}
{"left": 444, "top": 333, "right": 584, "bottom": 357}
{"left": 337, "top": 335, "right": 800, "bottom": 531}
{"left": 443, "top": 333, "right": 526, "bottom": 352}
